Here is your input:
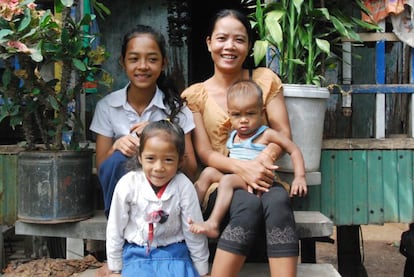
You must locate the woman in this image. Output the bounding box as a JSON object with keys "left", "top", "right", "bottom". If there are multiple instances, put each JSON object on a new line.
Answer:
{"left": 182, "top": 9, "right": 300, "bottom": 277}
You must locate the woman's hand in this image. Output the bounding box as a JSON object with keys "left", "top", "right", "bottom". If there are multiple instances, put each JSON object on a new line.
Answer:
{"left": 234, "top": 158, "right": 277, "bottom": 193}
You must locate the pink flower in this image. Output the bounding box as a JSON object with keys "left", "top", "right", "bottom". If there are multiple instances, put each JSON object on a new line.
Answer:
{"left": 0, "top": 0, "right": 23, "bottom": 20}
{"left": 27, "top": 2, "right": 36, "bottom": 9}
{"left": 7, "top": 40, "right": 30, "bottom": 53}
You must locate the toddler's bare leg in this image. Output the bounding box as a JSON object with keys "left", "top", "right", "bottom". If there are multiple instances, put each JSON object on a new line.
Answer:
{"left": 194, "top": 167, "right": 223, "bottom": 203}
{"left": 190, "top": 174, "right": 247, "bottom": 238}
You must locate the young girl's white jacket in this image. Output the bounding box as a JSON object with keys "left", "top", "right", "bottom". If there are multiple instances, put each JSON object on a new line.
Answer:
{"left": 106, "top": 170, "right": 209, "bottom": 275}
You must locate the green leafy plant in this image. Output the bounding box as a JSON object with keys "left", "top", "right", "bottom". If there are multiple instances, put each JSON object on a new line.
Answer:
{"left": 0, "top": 0, "right": 112, "bottom": 150}
{"left": 243, "top": 0, "right": 380, "bottom": 85}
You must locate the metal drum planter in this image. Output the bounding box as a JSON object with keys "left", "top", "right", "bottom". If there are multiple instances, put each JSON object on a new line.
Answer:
{"left": 17, "top": 150, "right": 94, "bottom": 223}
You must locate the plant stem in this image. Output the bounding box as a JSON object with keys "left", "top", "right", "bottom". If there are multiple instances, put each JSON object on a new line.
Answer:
{"left": 287, "top": 0, "right": 295, "bottom": 83}
{"left": 306, "top": 0, "right": 314, "bottom": 84}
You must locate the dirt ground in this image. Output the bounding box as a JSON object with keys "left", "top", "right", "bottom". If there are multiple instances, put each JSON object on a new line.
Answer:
{"left": 316, "top": 223, "right": 408, "bottom": 277}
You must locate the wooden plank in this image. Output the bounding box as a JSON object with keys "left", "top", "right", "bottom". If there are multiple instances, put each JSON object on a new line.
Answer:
{"left": 320, "top": 151, "right": 336, "bottom": 222}
{"left": 337, "top": 84, "right": 414, "bottom": 94}
{"left": 367, "top": 151, "right": 384, "bottom": 224}
{"left": 397, "top": 150, "right": 414, "bottom": 222}
{"left": 382, "top": 151, "right": 399, "bottom": 221}
{"left": 341, "top": 32, "right": 400, "bottom": 42}
{"left": 0, "top": 153, "right": 18, "bottom": 225}
{"left": 335, "top": 151, "right": 353, "bottom": 225}
{"left": 351, "top": 151, "right": 368, "bottom": 225}
{"left": 323, "top": 138, "right": 414, "bottom": 150}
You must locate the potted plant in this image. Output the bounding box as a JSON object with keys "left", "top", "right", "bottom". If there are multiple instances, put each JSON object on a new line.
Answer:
{"left": 0, "top": 0, "right": 112, "bottom": 223}
{"left": 241, "top": 0, "right": 379, "bottom": 173}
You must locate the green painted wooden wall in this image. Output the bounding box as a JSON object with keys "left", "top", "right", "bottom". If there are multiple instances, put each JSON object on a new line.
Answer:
{"left": 293, "top": 149, "right": 414, "bottom": 225}
{"left": 0, "top": 150, "right": 19, "bottom": 225}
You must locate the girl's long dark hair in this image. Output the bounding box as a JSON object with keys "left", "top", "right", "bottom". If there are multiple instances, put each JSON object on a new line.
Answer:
{"left": 121, "top": 24, "right": 185, "bottom": 123}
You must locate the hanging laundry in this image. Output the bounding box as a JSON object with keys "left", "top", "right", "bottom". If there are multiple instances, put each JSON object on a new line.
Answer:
{"left": 391, "top": 0, "right": 414, "bottom": 47}
{"left": 362, "top": 0, "right": 407, "bottom": 22}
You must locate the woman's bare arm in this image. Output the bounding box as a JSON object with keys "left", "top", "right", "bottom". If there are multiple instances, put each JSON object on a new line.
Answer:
{"left": 260, "top": 89, "right": 292, "bottom": 160}
{"left": 182, "top": 133, "right": 198, "bottom": 182}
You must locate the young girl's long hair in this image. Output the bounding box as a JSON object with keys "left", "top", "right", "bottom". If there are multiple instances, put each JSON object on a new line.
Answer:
{"left": 121, "top": 25, "right": 185, "bottom": 123}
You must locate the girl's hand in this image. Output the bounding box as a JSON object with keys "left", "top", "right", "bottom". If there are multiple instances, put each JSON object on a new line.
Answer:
{"left": 290, "top": 176, "right": 308, "bottom": 197}
{"left": 130, "top": 121, "right": 150, "bottom": 136}
{"left": 112, "top": 134, "right": 139, "bottom": 157}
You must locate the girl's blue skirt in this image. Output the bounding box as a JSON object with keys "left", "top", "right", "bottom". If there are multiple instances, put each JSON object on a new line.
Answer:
{"left": 122, "top": 241, "right": 200, "bottom": 277}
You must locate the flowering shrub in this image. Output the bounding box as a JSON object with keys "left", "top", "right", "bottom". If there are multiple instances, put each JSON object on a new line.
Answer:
{"left": 0, "top": 0, "right": 111, "bottom": 150}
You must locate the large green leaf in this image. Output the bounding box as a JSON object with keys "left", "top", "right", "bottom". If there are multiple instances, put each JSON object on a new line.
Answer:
{"left": 315, "top": 38, "right": 330, "bottom": 54}
{"left": 293, "top": 0, "right": 304, "bottom": 14}
{"left": 73, "top": 58, "right": 87, "bottom": 71}
{"left": 331, "top": 16, "right": 348, "bottom": 37}
{"left": 0, "top": 29, "right": 13, "bottom": 41}
{"left": 59, "top": 0, "right": 74, "bottom": 7}
{"left": 265, "top": 12, "right": 283, "bottom": 45}
{"left": 29, "top": 48, "right": 43, "bottom": 62}
{"left": 253, "top": 40, "right": 268, "bottom": 66}
{"left": 18, "top": 9, "right": 32, "bottom": 32}
{"left": 288, "top": 58, "right": 305, "bottom": 65}
{"left": 47, "top": 95, "right": 59, "bottom": 111}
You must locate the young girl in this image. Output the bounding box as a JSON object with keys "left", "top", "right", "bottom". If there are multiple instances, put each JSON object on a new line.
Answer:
{"left": 189, "top": 80, "right": 307, "bottom": 239}
{"left": 90, "top": 25, "right": 197, "bottom": 217}
{"left": 106, "top": 120, "right": 209, "bottom": 277}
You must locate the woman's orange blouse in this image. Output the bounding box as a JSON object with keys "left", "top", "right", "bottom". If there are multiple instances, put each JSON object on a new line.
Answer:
{"left": 182, "top": 67, "right": 283, "bottom": 157}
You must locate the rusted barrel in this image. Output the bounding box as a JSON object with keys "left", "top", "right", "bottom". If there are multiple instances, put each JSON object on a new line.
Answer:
{"left": 17, "top": 150, "right": 94, "bottom": 223}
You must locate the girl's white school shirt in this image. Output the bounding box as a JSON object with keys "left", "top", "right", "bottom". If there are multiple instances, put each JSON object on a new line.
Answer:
{"left": 106, "top": 170, "right": 209, "bottom": 275}
{"left": 89, "top": 84, "right": 195, "bottom": 139}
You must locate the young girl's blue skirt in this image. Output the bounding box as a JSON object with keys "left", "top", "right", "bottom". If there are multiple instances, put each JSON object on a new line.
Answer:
{"left": 122, "top": 241, "right": 200, "bottom": 277}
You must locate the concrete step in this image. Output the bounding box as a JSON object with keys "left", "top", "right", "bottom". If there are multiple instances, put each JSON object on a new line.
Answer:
{"left": 15, "top": 210, "right": 333, "bottom": 260}
{"left": 15, "top": 210, "right": 333, "bottom": 240}
{"left": 241, "top": 263, "right": 341, "bottom": 277}
{"left": 75, "top": 263, "right": 341, "bottom": 277}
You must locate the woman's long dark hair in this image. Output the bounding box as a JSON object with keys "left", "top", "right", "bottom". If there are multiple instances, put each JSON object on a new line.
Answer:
{"left": 121, "top": 24, "right": 185, "bottom": 123}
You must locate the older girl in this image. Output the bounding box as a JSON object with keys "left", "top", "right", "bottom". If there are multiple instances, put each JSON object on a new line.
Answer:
{"left": 90, "top": 25, "right": 197, "bottom": 217}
